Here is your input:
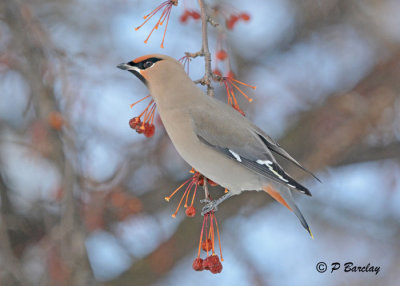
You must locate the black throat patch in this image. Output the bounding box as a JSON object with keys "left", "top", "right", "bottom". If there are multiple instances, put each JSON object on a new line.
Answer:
{"left": 129, "top": 70, "right": 148, "bottom": 86}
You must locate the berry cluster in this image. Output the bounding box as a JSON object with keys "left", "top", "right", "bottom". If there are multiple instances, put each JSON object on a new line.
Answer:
{"left": 212, "top": 4, "right": 251, "bottom": 30}
{"left": 165, "top": 169, "right": 218, "bottom": 218}
{"left": 129, "top": 94, "right": 156, "bottom": 138}
{"left": 192, "top": 212, "right": 223, "bottom": 274}
{"left": 226, "top": 12, "right": 250, "bottom": 30}
{"left": 213, "top": 71, "right": 256, "bottom": 116}
{"left": 135, "top": 0, "right": 178, "bottom": 48}
{"left": 209, "top": 4, "right": 254, "bottom": 116}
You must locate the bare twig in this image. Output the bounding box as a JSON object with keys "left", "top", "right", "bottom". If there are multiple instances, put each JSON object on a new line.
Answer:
{"left": 184, "top": 51, "right": 203, "bottom": 58}
{"left": 197, "top": 0, "right": 214, "bottom": 96}
{"left": 184, "top": 1, "right": 219, "bottom": 93}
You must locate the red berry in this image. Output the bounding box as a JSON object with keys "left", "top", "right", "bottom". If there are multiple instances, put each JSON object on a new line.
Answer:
{"left": 129, "top": 117, "right": 141, "bottom": 129}
{"left": 240, "top": 13, "right": 250, "bottom": 21}
{"left": 136, "top": 123, "right": 145, "bottom": 134}
{"left": 144, "top": 123, "right": 155, "bottom": 137}
{"left": 180, "top": 11, "right": 189, "bottom": 23}
{"left": 48, "top": 112, "right": 64, "bottom": 130}
{"left": 227, "top": 71, "right": 235, "bottom": 79}
{"left": 226, "top": 15, "right": 239, "bottom": 30}
{"left": 226, "top": 19, "right": 234, "bottom": 30}
{"left": 231, "top": 15, "right": 239, "bottom": 22}
{"left": 203, "top": 255, "right": 221, "bottom": 272}
{"left": 185, "top": 206, "right": 196, "bottom": 217}
{"left": 213, "top": 69, "right": 222, "bottom": 77}
{"left": 201, "top": 239, "right": 213, "bottom": 252}
{"left": 216, "top": 50, "right": 228, "bottom": 61}
{"left": 180, "top": 15, "right": 188, "bottom": 23}
{"left": 196, "top": 176, "right": 204, "bottom": 186}
{"left": 190, "top": 11, "right": 201, "bottom": 20}
{"left": 209, "top": 261, "right": 223, "bottom": 274}
{"left": 202, "top": 256, "right": 212, "bottom": 270}
{"left": 207, "top": 179, "right": 218, "bottom": 187}
{"left": 208, "top": 255, "right": 220, "bottom": 266}
{"left": 192, "top": 258, "right": 204, "bottom": 271}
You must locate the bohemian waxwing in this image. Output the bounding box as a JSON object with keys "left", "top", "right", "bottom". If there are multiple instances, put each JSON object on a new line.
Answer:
{"left": 118, "top": 54, "right": 319, "bottom": 237}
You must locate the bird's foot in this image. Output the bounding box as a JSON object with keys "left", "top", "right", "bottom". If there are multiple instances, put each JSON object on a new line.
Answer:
{"left": 200, "top": 192, "right": 233, "bottom": 216}
{"left": 201, "top": 200, "right": 218, "bottom": 216}
{"left": 200, "top": 198, "right": 211, "bottom": 204}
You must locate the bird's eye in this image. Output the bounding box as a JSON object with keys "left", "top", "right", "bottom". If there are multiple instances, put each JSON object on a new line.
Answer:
{"left": 143, "top": 61, "right": 154, "bottom": 69}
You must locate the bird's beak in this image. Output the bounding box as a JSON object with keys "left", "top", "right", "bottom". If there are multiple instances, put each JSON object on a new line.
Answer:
{"left": 117, "top": 62, "right": 148, "bottom": 86}
{"left": 117, "top": 63, "right": 141, "bottom": 74}
{"left": 117, "top": 63, "right": 131, "bottom": 70}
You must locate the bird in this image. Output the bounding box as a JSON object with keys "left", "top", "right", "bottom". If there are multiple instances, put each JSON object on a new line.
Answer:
{"left": 117, "top": 54, "right": 319, "bottom": 237}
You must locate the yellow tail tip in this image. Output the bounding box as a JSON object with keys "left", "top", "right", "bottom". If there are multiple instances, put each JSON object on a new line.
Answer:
{"left": 171, "top": 214, "right": 176, "bottom": 218}
{"left": 164, "top": 197, "right": 170, "bottom": 202}
{"left": 308, "top": 228, "right": 314, "bottom": 239}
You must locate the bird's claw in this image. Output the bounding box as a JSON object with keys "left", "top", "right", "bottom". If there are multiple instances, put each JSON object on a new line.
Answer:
{"left": 200, "top": 198, "right": 211, "bottom": 204}
{"left": 201, "top": 200, "right": 218, "bottom": 216}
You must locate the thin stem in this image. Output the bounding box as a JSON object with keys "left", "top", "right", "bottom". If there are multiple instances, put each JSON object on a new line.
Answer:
{"left": 203, "top": 178, "right": 209, "bottom": 199}
{"left": 185, "top": 51, "right": 204, "bottom": 58}
{"left": 184, "top": 180, "right": 194, "bottom": 207}
{"left": 130, "top": 94, "right": 151, "bottom": 108}
{"left": 190, "top": 182, "right": 198, "bottom": 206}
{"left": 214, "top": 214, "right": 223, "bottom": 261}
{"left": 165, "top": 178, "right": 191, "bottom": 202}
{"left": 198, "top": 0, "right": 214, "bottom": 97}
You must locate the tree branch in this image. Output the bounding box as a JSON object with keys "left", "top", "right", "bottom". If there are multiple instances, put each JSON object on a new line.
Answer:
{"left": 197, "top": 0, "right": 214, "bottom": 96}
{"left": 331, "top": 141, "right": 400, "bottom": 167}
{"left": 4, "top": 1, "right": 93, "bottom": 285}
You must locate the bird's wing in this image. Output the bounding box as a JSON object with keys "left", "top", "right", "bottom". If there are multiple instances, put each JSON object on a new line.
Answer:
{"left": 189, "top": 98, "right": 312, "bottom": 196}
{"left": 251, "top": 125, "right": 321, "bottom": 182}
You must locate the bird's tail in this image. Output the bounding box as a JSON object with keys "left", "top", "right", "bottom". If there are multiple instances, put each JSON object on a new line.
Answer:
{"left": 263, "top": 185, "right": 313, "bottom": 239}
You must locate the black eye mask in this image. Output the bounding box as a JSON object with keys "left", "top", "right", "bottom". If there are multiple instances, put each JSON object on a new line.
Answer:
{"left": 128, "top": 57, "right": 162, "bottom": 70}
{"left": 127, "top": 57, "right": 162, "bottom": 86}
{"left": 117, "top": 57, "right": 163, "bottom": 86}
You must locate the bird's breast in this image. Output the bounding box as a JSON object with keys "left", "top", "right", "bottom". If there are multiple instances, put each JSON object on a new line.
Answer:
{"left": 157, "top": 108, "right": 262, "bottom": 193}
